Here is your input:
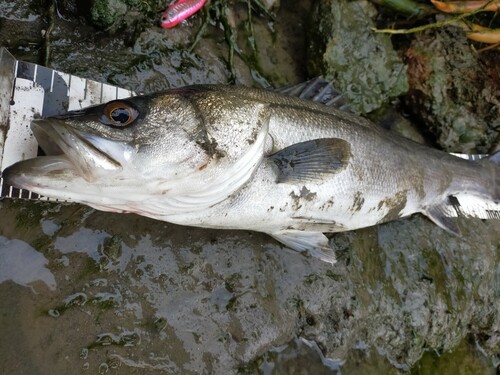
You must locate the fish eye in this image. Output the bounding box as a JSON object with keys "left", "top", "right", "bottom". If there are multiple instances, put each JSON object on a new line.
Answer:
{"left": 101, "top": 101, "right": 139, "bottom": 127}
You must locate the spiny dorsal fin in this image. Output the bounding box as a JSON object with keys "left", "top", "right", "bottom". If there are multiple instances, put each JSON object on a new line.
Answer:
{"left": 268, "top": 138, "right": 351, "bottom": 184}
{"left": 274, "top": 77, "right": 350, "bottom": 110}
{"left": 269, "top": 230, "right": 336, "bottom": 265}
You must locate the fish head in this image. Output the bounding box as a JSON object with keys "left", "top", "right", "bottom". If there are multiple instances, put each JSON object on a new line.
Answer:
{"left": 3, "top": 88, "right": 271, "bottom": 215}
{"left": 2, "top": 92, "right": 218, "bottom": 206}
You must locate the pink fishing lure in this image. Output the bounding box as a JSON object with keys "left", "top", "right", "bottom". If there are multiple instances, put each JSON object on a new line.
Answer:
{"left": 160, "top": 0, "right": 208, "bottom": 28}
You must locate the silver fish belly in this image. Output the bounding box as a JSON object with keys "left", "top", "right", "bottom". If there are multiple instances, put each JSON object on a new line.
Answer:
{"left": 3, "top": 85, "right": 499, "bottom": 264}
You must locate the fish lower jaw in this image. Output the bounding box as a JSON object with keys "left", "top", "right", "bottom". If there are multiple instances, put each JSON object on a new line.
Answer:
{"left": 2, "top": 154, "right": 112, "bottom": 198}
{"left": 2, "top": 155, "right": 73, "bottom": 189}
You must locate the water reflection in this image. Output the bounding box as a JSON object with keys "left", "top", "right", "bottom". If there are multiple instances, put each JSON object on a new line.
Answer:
{"left": 0, "top": 235, "right": 56, "bottom": 291}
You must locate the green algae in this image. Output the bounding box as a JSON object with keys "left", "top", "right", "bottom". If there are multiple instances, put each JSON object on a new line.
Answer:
{"left": 101, "top": 235, "right": 122, "bottom": 262}
{"left": 10, "top": 200, "right": 50, "bottom": 230}
{"left": 411, "top": 337, "right": 496, "bottom": 375}
{"left": 90, "top": 0, "right": 128, "bottom": 29}
{"left": 421, "top": 247, "right": 452, "bottom": 310}
{"left": 308, "top": 0, "right": 408, "bottom": 114}
{"left": 405, "top": 28, "right": 499, "bottom": 153}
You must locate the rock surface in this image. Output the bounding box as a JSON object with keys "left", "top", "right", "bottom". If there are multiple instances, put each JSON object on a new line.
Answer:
{"left": 404, "top": 28, "right": 500, "bottom": 153}
{"left": 307, "top": 0, "right": 409, "bottom": 114}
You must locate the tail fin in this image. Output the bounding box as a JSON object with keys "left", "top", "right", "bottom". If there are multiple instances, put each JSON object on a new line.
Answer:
{"left": 425, "top": 152, "right": 500, "bottom": 234}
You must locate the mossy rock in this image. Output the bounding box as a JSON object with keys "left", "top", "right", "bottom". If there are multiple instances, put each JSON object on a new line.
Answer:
{"left": 90, "top": 0, "right": 128, "bottom": 29}
{"left": 404, "top": 28, "right": 499, "bottom": 153}
{"left": 307, "top": 0, "right": 408, "bottom": 114}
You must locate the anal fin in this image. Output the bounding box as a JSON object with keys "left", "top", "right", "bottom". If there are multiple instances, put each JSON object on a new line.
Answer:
{"left": 269, "top": 230, "right": 336, "bottom": 265}
{"left": 425, "top": 201, "right": 461, "bottom": 235}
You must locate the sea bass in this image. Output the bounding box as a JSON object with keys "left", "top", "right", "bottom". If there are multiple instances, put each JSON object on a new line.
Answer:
{"left": 3, "top": 84, "right": 499, "bottom": 263}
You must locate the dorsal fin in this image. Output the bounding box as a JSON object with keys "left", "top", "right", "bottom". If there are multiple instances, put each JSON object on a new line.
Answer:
{"left": 274, "top": 77, "right": 351, "bottom": 110}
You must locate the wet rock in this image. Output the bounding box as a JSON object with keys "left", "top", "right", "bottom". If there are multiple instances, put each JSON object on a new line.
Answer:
{"left": 260, "top": 0, "right": 280, "bottom": 11}
{"left": 90, "top": 0, "right": 128, "bottom": 29}
{"left": 404, "top": 28, "right": 500, "bottom": 153}
{"left": 107, "top": 29, "right": 231, "bottom": 92}
{"left": 353, "top": 219, "right": 499, "bottom": 369}
{"left": 410, "top": 338, "right": 498, "bottom": 375}
{"left": 1, "top": 201, "right": 498, "bottom": 374}
{"left": 50, "top": 0, "right": 307, "bottom": 91}
{"left": 307, "top": 0, "right": 408, "bottom": 114}
{"left": 369, "top": 107, "right": 428, "bottom": 145}
{"left": 0, "top": 1, "right": 44, "bottom": 62}
{"left": 53, "top": 0, "right": 80, "bottom": 19}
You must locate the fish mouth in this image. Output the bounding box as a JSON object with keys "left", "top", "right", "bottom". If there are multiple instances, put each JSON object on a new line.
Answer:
{"left": 2, "top": 119, "right": 123, "bottom": 190}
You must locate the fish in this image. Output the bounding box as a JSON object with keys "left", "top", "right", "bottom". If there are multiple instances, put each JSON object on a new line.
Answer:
{"left": 2, "top": 84, "right": 499, "bottom": 264}
{"left": 160, "top": 0, "right": 207, "bottom": 29}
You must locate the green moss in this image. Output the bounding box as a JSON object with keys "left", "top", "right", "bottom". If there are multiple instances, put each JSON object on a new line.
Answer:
{"left": 13, "top": 201, "right": 50, "bottom": 230}
{"left": 307, "top": 0, "right": 408, "bottom": 114}
{"left": 179, "top": 262, "right": 195, "bottom": 273}
{"left": 450, "top": 266, "right": 466, "bottom": 303}
{"left": 45, "top": 291, "right": 118, "bottom": 318}
{"left": 226, "top": 296, "right": 238, "bottom": 311}
{"left": 122, "top": 0, "right": 141, "bottom": 6}
{"left": 286, "top": 296, "right": 309, "bottom": 322}
{"left": 190, "top": 244, "right": 203, "bottom": 255}
{"left": 237, "top": 358, "right": 262, "bottom": 375}
{"left": 411, "top": 338, "right": 495, "bottom": 375}
{"left": 153, "top": 317, "right": 168, "bottom": 332}
{"left": 352, "top": 229, "right": 403, "bottom": 303}
{"left": 353, "top": 232, "right": 385, "bottom": 290}
{"left": 92, "top": 296, "right": 119, "bottom": 310}
{"left": 325, "top": 269, "right": 341, "bottom": 281}
{"left": 90, "top": 0, "right": 128, "bottom": 29}
{"left": 77, "top": 257, "right": 101, "bottom": 281}
{"left": 30, "top": 236, "right": 53, "bottom": 253}
{"left": 422, "top": 247, "right": 452, "bottom": 310}
{"left": 225, "top": 273, "right": 242, "bottom": 293}
{"left": 303, "top": 273, "right": 321, "bottom": 285}
{"left": 102, "top": 235, "right": 122, "bottom": 261}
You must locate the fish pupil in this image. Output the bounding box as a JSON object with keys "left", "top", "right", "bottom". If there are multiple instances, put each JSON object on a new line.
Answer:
{"left": 111, "top": 108, "right": 130, "bottom": 124}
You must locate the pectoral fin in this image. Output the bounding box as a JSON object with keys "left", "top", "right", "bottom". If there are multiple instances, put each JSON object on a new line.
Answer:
{"left": 269, "top": 230, "right": 336, "bottom": 265}
{"left": 268, "top": 138, "right": 351, "bottom": 183}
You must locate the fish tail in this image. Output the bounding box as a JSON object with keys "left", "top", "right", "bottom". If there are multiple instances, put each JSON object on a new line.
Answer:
{"left": 425, "top": 152, "right": 500, "bottom": 234}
